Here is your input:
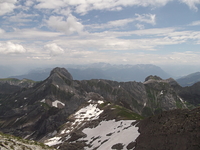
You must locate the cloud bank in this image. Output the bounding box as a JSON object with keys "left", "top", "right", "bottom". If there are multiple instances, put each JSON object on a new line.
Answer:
{"left": 0, "top": 42, "right": 26, "bottom": 54}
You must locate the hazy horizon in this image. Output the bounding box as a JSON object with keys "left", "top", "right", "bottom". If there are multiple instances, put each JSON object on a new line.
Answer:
{"left": 1, "top": 63, "right": 200, "bottom": 79}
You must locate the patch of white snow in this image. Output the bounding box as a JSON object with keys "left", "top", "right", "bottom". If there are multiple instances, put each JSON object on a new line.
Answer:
{"left": 52, "top": 100, "right": 65, "bottom": 108}
{"left": 80, "top": 120, "right": 139, "bottom": 150}
{"left": 98, "top": 100, "right": 104, "bottom": 104}
{"left": 160, "top": 90, "right": 163, "bottom": 95}
{"left": 41, "top": 99, "right": 45, "bottom": 103}
{"left": 45, "top": 137, "right": 62, "bottom": 147}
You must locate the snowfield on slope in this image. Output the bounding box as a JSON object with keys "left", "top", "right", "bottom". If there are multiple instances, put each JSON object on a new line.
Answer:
{"left": 45, "top": 100, "right": 104, "bottom": 147}
{"left": 45, "top": 100, "right": 140, "bottom": 150}
{"left": 79, "top": 120, "right": 139, "bottom": 150}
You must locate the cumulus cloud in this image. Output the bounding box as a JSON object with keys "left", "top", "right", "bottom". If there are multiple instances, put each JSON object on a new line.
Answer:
{"left": 46, "top": 14, "right": 84, "bottom": 35}
{"left": 0, "top": 42, "right": 26, "bottom": 54}
{"left": 0, "top": 0, "right": 17, "bottom": 16}
{"left": 44, "top": 43, "right": 64, "bottom": 56}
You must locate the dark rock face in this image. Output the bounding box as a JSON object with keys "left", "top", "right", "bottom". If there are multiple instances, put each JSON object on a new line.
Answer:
{"left": 177, "top": 82, "right": 200, "bottom": 106}
{"left": 135, "top": 107, "right": 200, "bottom": 150}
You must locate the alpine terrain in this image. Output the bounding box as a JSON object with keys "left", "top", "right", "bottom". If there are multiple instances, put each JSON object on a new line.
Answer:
{"left": 0, "top": 67, "right": 199, "bottom": 150}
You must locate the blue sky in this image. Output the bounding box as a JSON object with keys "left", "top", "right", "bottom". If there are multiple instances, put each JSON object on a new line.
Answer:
{"left": 0, "top": 0, "right": 200, "bottom": 68}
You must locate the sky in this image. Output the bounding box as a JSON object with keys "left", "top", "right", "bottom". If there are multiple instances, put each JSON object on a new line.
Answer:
{"left": 0, "top": 0, "right": 200, "bottom": 70}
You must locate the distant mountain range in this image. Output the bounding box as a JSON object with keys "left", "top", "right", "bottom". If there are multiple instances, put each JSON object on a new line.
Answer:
{"left": 10, "top": 63, "right": 170, "bottom": 82}
{"left": 176, "top": 72, "right": 200, "bottom": 87}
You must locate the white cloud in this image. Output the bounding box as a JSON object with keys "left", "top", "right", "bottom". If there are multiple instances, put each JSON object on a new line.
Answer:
{"left": 0, "top": 42, "right": 26, "bottom": 54}
{"left": 46, "top": 14, "right": 84, "bottom": 35}
{"left": 89, "top": 18, "right": 134, "bottom": 30}
{"left": 135, "top": 14, "right": 156, "bottom": 25}
{"left": 189, "top": 20, "right": 200, "bottom": 26}
{"left": 72, "top": 0, "right": 172, "bottom": 14}
{"left": 34, "top": 0, "right": 173, "bottom": 15}
{"left": 4, "top": 12, "right": 38, "bottom": 23}
{"left": 25, "top": 0, "right": 34, "bottom": 7}
{"left": 88, "top": 14, "right": 155, "bottom": 31}
{"left": 35, "top": 0, "right": 66, "bottom": 9}
{"left": 0, "top": 28, "right": 5, "bottom": 34}
{"left": 44, "top": 43, "right": 64, "bottom": 56}
{"left": 0, "top": 0, "right": 17, "bottom": 16}
{"left": 179, "top": 0, "right": 200, "bottom": 11}
{"left": 1, "top": 28, "right": 63, "bottom": 40}
{"left": 135, "top": 24, "right": 145, "bottom": 30}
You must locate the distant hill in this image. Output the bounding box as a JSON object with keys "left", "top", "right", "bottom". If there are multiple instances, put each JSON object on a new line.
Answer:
{"left": 10, "top": 63, "right": 170, "bottom": 82}
{"left": 176, "top": 72, "right": 200, "bottom": 87}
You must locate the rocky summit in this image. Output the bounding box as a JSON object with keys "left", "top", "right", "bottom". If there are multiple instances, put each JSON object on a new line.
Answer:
{"left": 0, "top": 67, "right": 199, "bottom": 150}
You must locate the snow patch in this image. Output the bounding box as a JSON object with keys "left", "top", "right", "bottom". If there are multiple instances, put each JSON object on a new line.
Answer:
{"left": 45, "top": 137, "right": 62, "bottom": 147}
{"left": 45, "top": 101, "right": 104, "bottom": 146}
{"left": 40, "top": 99, "right": 45, "bottom": 103}
{"left": 56, "top": 85, "right": 59, "bottom": 88}
{"left": 179, "top": 97, "right": 184, "bottom": 103}
{"left": 52, "top": 100, "right": 65, "bottom": 108}
{"left": 80, "top": 120, "right": 139, "bottom": 150}
{"left": 160, "top": 90, "right": 163, "bottom": 95}
{"left": 74, "top": 103, "right": 103, "bottom": 121}
{"left": 88, "top": 99, "right": 92, "bottom": 103}
{"left": 98, "top": 100, "right": 104, "bottom": 104}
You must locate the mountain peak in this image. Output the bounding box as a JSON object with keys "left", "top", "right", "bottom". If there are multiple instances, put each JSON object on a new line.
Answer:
{"left": 50, "top": 67, "right": 73, "bottom": 80}
{"left": 145, "top": 75, "right": 162, "bottom": 82}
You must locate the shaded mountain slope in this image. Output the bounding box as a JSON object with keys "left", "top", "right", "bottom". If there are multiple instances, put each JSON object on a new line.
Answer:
{"left": 135, "top": 107, "right": 200, "bottom": 150}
